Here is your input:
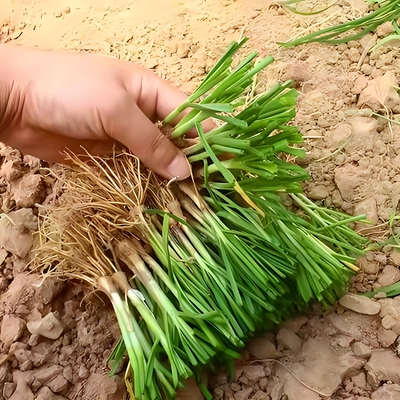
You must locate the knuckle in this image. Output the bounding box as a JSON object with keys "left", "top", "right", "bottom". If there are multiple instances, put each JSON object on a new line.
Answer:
{"left": 143, "top": 132, "right": 175, "bottom": 167}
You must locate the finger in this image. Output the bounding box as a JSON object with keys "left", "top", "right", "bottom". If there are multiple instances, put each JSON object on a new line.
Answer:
{"left": 108, "top": 100, "right": 191, "bottom": 181}
{"left": 128, "top": 66, "right": 216, "bottom": 133}
{"left": 129, "top": 66, "right": 187, "bottom": 122}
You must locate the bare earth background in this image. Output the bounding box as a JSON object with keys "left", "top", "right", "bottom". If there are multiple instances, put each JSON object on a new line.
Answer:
{"left": 1, "top": 0, "right": 400, "bottom": 399}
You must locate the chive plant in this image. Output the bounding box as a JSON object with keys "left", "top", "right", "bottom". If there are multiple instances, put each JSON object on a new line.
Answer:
{"left": 35, "top": 38, "right": 369, "bottom": 400}
{"left": 281, "top": 0, "right": 400, "bottom": 48}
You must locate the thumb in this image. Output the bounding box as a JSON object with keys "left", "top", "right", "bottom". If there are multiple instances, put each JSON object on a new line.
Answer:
{"left": 108, "top": 101, "right": 191, "bottom": 180}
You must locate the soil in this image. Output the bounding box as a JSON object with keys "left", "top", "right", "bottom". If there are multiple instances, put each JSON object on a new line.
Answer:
{"left": 1, "top": 0, "right": 400, "bottom": 399}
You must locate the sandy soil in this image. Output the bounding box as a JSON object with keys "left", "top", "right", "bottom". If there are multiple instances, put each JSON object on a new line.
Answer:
{"left": 1, "top": 0, "right": 400, "bottom": 399}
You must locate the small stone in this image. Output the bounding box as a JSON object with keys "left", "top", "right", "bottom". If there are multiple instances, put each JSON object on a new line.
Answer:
{"left": 243, "top": 365, "right": 265, "bottom": 383}
{"left": 351, "top": 75, "right": 368, "bottom": 94}
{"left": 35, "top": 386, "right": 68, "bottom": 400}
{"left": 259, "top": 377, "right": 268, "bottom": 391}
{"left": 358, "top": 71, "right": 400, "bottom": 109}
{"left": 392, "top": 322, "right": 400, "bottom": 336}
{"left": 9, "top": 379, "right": 33, "bottom": 400}
{"left": 389, "top": 250, "right": 400, "bottom": 266}
{"left": 327, "top": 311, "right": 377, "bottom": 341}
{"left": 308, "top": 185, "right": 329, "bottom": 200}
{"left": 334, "top": 334, "right": 353, "bottom": 348}
{"left": 276, "top": 328, "right": 302, "bottom": 353}
{"left": 62, "top": 365, "right": 73, "bottom": 382}
{"left": 246, "top": 337, "right": 278, "bottom": 359}
{"left": 378, "top": 265, "right": 400, "bottom": 287}
{"left": 381, "top": 315, "right": 398, "bottom": 330}
{"left": 27, "top": 312, "right": 63, "bottom": 339}
{"left": 13, "top": 174, "right": 46, "bottom": 208}
{"left": 366, "top": 350, "right": 400, "bottom": 384}
{"left": 375, "top": 253, "right": 388, "bottom": 265}
{"left": 47, "top": 375, "right": 69, "bottom": 393}
{"left": 0, "top": 314, "right": 26, "bottom": 349}
{"left": 376, "top": 21, "right": 395, "bottom": 37}
{"left": 77, "top": 365, "right": 89, "bottom": 380}
{"left": 231, "top": 382, "right": 241, "bottom": 392}
{"left": 0, "top": 361, "right": 10, "bottom": 385}
{"left": 252, "top": 390, "right": 270, "bottom": 400}
{"left": 0, "top": 248, "right": 8, "bottom": 265}
{"left": 20, "top": 360, "right": 33, "bottom": 371}
{"left": 378, "top": 298, "right": 400, "bottom": 319}
{"left": 28, "top": 334, "right": 40, "bottom": 347}
{"left": 353, "top": 342, "right": 372, "bottom": 359}
{"left": 377, "top": 327, "right": 397, "bottom": 347}
{"left": 3, "top": 382, "right": 15, "bottom": 399}
{"left": 0, "top": 209, "right": 37, "bottom": 258}
{"left": 351, "top": 371, "right": 367, "bottom": 389}
{"left": 371, "top": 383, "right": 400, "bottom": 400}
{"left": 374, "top": 292, "right": 387, "bottom": 299}
{"left": 31, "top": 378, "right": 42, "bottom": 392}
{"left": 234, "top": 387, "right": 253, "bottom": 400}
{"left": 339, "top": 293, "right": 381, "bottom": 315}
{"left": 34, "top": 366, "right": 64, "bottom": 385}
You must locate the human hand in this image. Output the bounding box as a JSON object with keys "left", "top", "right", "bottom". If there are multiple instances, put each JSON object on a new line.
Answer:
{"left": 0, "top": 45, "right": 201, "bottom": 180}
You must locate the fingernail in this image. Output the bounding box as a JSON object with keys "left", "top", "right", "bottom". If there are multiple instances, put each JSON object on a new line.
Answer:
{"left": 166, "top": 153, "right": 191, "bottom": 181}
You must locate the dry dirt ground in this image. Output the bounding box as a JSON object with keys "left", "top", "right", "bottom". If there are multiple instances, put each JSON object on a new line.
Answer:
{"left": 1, "top": 0, "right": 400, "bottom": 399}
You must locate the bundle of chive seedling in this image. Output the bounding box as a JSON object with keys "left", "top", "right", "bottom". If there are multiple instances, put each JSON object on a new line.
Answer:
{"left": 34, "top": 38, "right": 368, "bottom": 399}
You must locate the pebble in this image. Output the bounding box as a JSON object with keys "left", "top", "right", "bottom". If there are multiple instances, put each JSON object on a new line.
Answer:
{"left": 19, "top": 360, "right": 33, "bottom": 372}
{"left": 392, "top": 322, "right": 400, "bottom": 336}
{"left": 333, "top": 334, "right": 354, "bottom": 348}
{"left": 371, "top": 383, "right": 400, "bottom": 400}
{"left": 13, "top": 174, "right": 46, "bottom": 208}
{"left": 242, "top": 365, "right": 265, "bottom": 383}
{"left": 0, "top": 248, "right": 8, "bottom": 265}
{"left": 353, "top": 342, "right": 372, "bottom": 359}
{"left": 259, "top": 377, "right": 268, "bottom": 391}
{"left": 31, "top": 378, "right": 42, "bottom": 392}
{"left": 8, "top": 379, "right": 33, "bottom": 400}
{"left": 308, "top": 185, "right": 329, "bottom": 200}
{"left": 366, "top": 350, "right": 400, "bottom": 384}
{"left": 327, "top": 311, "right": 376, "bottom": 341}
{"left": 351, "top": 371, "right": 367, "bottom": 389}
{"left": 233, "top": 387, "right": 253, "bottom": 400}
{"left": 252, "top": 390, "right": 270, "bottom": 400}
{"left": 27, "top": 312, "right": 63, "bottom": 340}
{"left": 0, "top": 314, "right": 26, "bottom": 349}
{"left": 47, "top": 375, "right": 69, "bottom": 393}
{"left": 377, "top": 265, "right": 400, "bottom": 287}
{"left": 35, "top": 386, "right": 68, "bottom": 400}
{"left": 339, "top": 293, "right": 381, "bottom": 315}
{"left": 389, "top": 251, "right": 400, "bottom": 265}
{"left": 379, "top": 298, "right": 400, "bottom": 319}
{"left": 357, "top": 256, "right": 380, "bottom": 274}
{"left": 246, "top": 337, "right": 278, "bottom": 360}
{"left": 381, "top": 315, "right": 398, "bottom": 330}
{"left": 3, "top": 382, "right": 15, "bottom": 399}
{"left": 34, "top": 365, "right": 64, "bottom": 385}
{"left": 276, "top": 329, "right": 302, "bottom": 353}
{"left": 377, "top": 327, "right": 397, "bottom": 347}
{"left": 351, "top": 76, "right": 368, "bottom": 95}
